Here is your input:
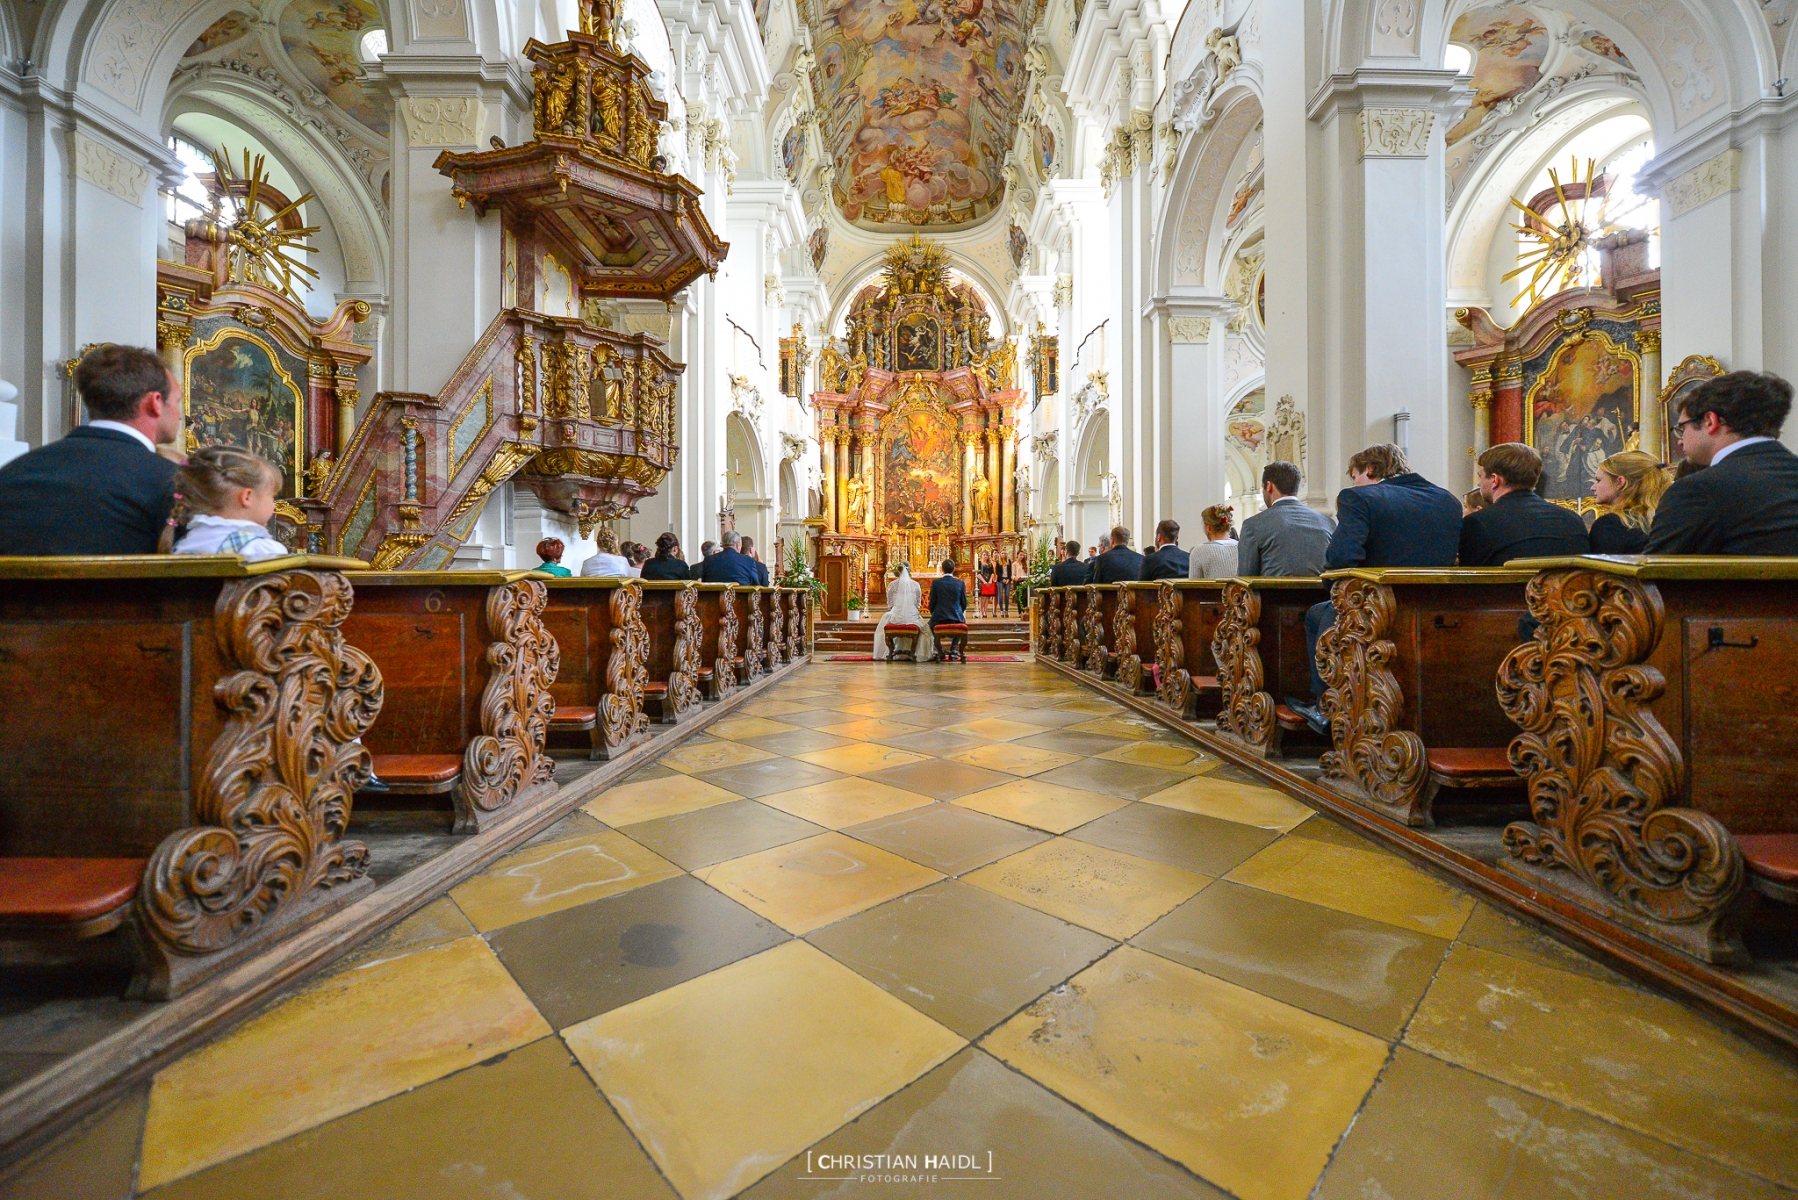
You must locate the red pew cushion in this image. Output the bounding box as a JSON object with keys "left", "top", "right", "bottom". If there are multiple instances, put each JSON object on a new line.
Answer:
{"left": 1426, "top": 747, "right": 1517, "bottom": 780}
{"left": 0, "top": 858, "right": 144, "bottom": 926}
{"left": 370, "top": 754, "right": 462, "bottom": 784}
{"left": 1739, "top": 835, "right": 1798, "bottom": 886}
{"left": 551, "top": 705, "right": 598, "bottom": 727}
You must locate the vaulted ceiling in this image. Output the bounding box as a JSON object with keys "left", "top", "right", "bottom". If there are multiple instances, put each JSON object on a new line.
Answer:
{"left": 806, "top": 0, "right": 1037, "bottom": 231}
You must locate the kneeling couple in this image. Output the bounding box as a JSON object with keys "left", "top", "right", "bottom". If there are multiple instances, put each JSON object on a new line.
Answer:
{"left": 872, "top": 560, "right": 968, "bottom": 663}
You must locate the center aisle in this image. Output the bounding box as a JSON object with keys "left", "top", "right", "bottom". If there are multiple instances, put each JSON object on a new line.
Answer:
{"left": 35, "top": 662, "right": 1798, "bottom": 1200}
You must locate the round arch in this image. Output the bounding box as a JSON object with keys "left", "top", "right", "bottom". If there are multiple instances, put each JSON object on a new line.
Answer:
{"left": 1157, "top": 85, "right": 1263, "bottom": 295}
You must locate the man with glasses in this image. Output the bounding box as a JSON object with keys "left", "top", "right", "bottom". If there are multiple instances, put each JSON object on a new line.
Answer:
{"left": 1648, "top": 372, "right": 1798, "bottom": 555}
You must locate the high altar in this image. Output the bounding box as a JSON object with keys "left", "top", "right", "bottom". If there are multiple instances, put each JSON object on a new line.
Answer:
{"left": 810, "top": 236, "right": 1027, "bottom": 613}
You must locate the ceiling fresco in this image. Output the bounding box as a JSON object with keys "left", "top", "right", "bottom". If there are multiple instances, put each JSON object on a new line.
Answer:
{"left": 808, "top": 0, "right": 1039, "bottom": 230}
{"left": 278, "top": 0, "right": 389, "bottom": 136}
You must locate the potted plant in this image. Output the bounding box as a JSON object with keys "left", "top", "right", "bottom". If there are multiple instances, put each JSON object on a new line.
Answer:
{"left": 779, "top": 542, "right": 828, "bottom": 608}
{"left": 844, "top": 591, "right": 865, "bottom": 621}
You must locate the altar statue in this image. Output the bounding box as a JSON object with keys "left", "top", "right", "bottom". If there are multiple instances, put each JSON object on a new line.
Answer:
{"left": 846, "top": 473, "right": 870, "bottom": 528}
{"left": 971, "top": 470, "right": 994, "bottom": 528}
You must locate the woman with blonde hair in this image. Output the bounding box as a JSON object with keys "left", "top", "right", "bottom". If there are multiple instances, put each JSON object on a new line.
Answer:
{"left": 1588, "top": 450, "right": 1671, "bottom": 554}
{"left": 579, "top": 527, "right": 631, "bottom": 576}
{"left": 1189, "top": 503, "right": 1239, "bottom": 579}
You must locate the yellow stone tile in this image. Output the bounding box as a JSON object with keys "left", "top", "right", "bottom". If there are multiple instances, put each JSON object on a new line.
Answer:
{"left": 952, "top": 777, "right": 1128, "bottom": 833}
{"left": 815, "top": 717, "right": 924, "bottom": 741}
{"left": 583, "top": 774, "right": 741, "bottom": 827}
{"left": 1226, "top": 833, "right": 1476, "bottom": 939}
{"left": 657, "top": 739, "right": 779, "bottom": 775}
{"left": 836, "top": 699, "right": 922, "bottom": 718}
{"left": 139, "top": 937, "right": 550, "bottom": 1189}
{"left": 1054, "top": 697, "right": 1126, "bottom": 716}
{"left": 963, "top": 838, "right": 1208, "bottom": 938}
{"left": 1063, "top": 715, "right": 1159, "bottom": 740}
{"left": 983, "top": 945, "right": 1388, "bottom": 1200}
{"left": 946, "top": 742, "right": 1082, "bottom": 776}
{"left": 1405, "top": 943, "right": 1798, "bottom": 1187}
{"left": 1097, "top": 740, "right": 1223, "bottom": 775}
{"left": 450, "top": 830, "right": 682, "bottom": 932}
{"left": 941, "top": 717, "right": 1046, "bottom": 741}
{"left": 562, "top": 939, "right": 964, "bottom": 1200}
{"left": 736, "top": 699, "right": 820, "bottom": 718}
{"left": 756, "top": 777, "right": 934, "bottom": 829}
{"left": 795, "top": 742, "right": 929, "bottom": 775}
{"left": 709, "top": 715, "right": 801, "bottom": 740}
{"left": 693, "top": 831, "right": 943, "bottom": 934}
{"left": 1144, "top": 774, "right": 1315, "bottom": 831}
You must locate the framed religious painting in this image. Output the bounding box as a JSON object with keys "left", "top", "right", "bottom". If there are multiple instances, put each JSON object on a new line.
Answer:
{"left": 894, "top": 312, "right": 942, "bottom": 372}
{"left": 1523, "top": 329, "right": 1640, "bottom": 501}
{"left": 183, "top": 327, "right": 306, "bottom": 504}
{"left": 1660, "top": 354, "right": 1726, "bottom": 464}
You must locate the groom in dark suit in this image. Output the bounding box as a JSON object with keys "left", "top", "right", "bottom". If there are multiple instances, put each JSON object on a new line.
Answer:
{"left": 926, "top": 558, "right": 967, "bottom": 662}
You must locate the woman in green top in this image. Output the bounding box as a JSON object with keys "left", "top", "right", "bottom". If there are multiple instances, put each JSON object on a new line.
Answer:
{"left": 533, "top": 536, "right": 572, "bottom": 576}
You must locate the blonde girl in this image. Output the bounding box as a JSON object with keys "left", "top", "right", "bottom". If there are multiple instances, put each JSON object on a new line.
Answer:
{"left": 1588, "top": 450, "right": 1670, "bottom": 554}
{"left": 162, "top": 446, "right": 290, "bottom": 561}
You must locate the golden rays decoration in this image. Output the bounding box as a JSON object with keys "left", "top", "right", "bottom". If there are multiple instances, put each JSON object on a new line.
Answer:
{"left": 212, "top": 147, "right": 321, "bottom": 304}
{"left": 1505, "top": 156, "right": 1615, "bottom": 309}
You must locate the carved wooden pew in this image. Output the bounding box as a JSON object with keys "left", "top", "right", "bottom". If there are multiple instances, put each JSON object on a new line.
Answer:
{"left": 1116, "top": 583, "right": 1160, "bottom": 694}
{"left": 1078, "top": 585, "right": 1117, "bottom": 677}
{"left": 784, "top": 588, "right": 810, "bottom": 659}
{"left": 695, "top": 583, "right": 740, "bottom": 699}
{"left": 1495, "top": 556, "right": 1798, "bottom": 965}
{"left": 1057, "top": 587, "right": 1083, "bottom": 665}
{"left": 733, "top": 587, "right": 768, "bottom": 684}
{"left": 754, "top": 586, "right": 781, "bottom": 673}
{"left": 342, "top": 571, "right": 558, "bottom": 833}
{"left": 1212, "top": 577, "right": 1334, "bottom": 757}
{"left": 637, "top": 580, "right": 705, "bottom": 723}
{"left": 0, "top": 555, "right": 381, "bottom": 998}
{"left": 1144, "top": 580, "right": 1227, "bottom": 719}
{"left": 536, "top": 577, "right": 656, "bottom": 759}
{"left": 1314, "top": 567, "right": 1535, "bottom": 828}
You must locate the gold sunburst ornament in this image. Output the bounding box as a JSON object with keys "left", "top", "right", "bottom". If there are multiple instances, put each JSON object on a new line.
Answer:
{"left": 212, "top": 147, "right": 320, "bottom": 303}
{"left": 1504, "top": 156, "right": 1615, "bottom": 309}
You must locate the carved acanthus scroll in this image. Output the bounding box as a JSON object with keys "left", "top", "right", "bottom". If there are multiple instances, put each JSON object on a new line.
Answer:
{"left": 1115, "top": 587, "right": 1145, "bottom": 692}
{"left": 1082, "top": 587, "right": 1108, "bottom": 675}
{"left": 1042, "top": 590, "right": 1062, "bottom": 658}
{"left": 1214, "top": 583, "right": 1275, "bottom": 754}
{"left": 1495, "top": 568, "right": 1750, "bottom": 963}
{"left": 667, "top": 585, "right": 703, "bottom": 719}
{"left": 745, "top": 593, "right": 767, "bottom": 680}
{"left": 1317, "top": 578, "right": 1429, "bottom": 823}
{"left": 1154, "top": 582, "right": 1195, "bottom": 719}
{"left": 136, "top": 570, "right": 382, "bottom": 996}
{"left": 717, "top": 587, "right": 739, "bottom": 692}
{"left": 788, "top": 590, "right": 807, "bottom": 658}
{"left": 460, "top": 580, "right": 560, "bottom": 828}
{"left": 601, "top": 582, "right": 650, "bottom": 753}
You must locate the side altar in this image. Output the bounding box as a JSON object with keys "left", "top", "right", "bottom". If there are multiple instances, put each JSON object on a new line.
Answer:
{"left": 810, "top": 237, "right": 1026, "bottom": 614}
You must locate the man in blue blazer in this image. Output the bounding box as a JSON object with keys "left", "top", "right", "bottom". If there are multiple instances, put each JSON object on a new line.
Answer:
{"left": 1139, "top": 519, "right": 1191, "bottom": 580}
{"left": 1090, "top": 526, "right": 1145, "bottom": 582}
{"left": 926, "top": 558, "right": 967, "bottom": 661}
{"left": 1048, "top": 539, "right": 1091, "bottom": 587}
{"left": 699, "top": 530, "right": 763, "bottom": 585}
{"left": 0, "top": 345, "right": 182, "bottom": 555}
{"left": 740, "top": 535, "right": 772, "bottom": 586}
{"left": 1290, "top": 444, "right": 1461, "bottom": 732}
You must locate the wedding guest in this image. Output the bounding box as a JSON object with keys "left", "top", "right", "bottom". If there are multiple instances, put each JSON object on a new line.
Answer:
{"left": 625, "top": 540, "right": 649, "bottom": 577}
{"left": 162, "top": 446, "right": 291, "bottom": 561}
{"left": 1647, "top": 371, "right": 1798, "bottom": 554}
{"left": 1141, "top": 519, "right": 1190, "bottom": 580}
{"left": 976, "top": 551, "right": 997, "bottom": 617}
{"left": 532, "top": 537, "right": 572, "bottom": 576}
{"left": 1189, "top": 506, "right": 1238, "bottom": 578}
{"left": 1049, "top": 539, "right": 1090, "bottom": 587}
{"left": 1462, "top": 488, "right": 1491, "bottom": 517}
{"left": 1237, "top": 461, "right": 1335, "bottom": 577}
{"left": 0, "top": 344, "right": 181, "bottom": 555}
{"left": 1458, "top": 442, "right": 1590, "bottom": 566}
{"left": 689, "top": 539, "right": 717, "bottom": 580}
{"left": 1588, "top": 451, "right": 1669, "bottom": 554}
{"left": 739, "top": 535, "right": 771, "bottom": 585}
{"left": 700, "top": 530, "right": 761, "bottom": 585}
{"left": 640, "top": 531, "right": 690, "bottom": 580}
{"left": 580, "top": 528, "right": 631, "bottom": 576}
{"left": 1091, "top": 526, "right": 1144, "bottom": 583}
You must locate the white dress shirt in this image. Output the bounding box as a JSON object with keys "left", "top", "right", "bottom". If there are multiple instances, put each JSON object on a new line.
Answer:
{"left": 1707, "top": 436, "right": 1774, "bottom": 467}
{"left": 88, "top": 420, "right": 157, "bottom": 454}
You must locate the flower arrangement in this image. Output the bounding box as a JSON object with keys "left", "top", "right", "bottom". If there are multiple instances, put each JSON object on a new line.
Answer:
{"left": 780, "top": 541, "right": 828, "bottom": 606}
{"left": 844, "top": 591, "right": 866, "bottom": 616}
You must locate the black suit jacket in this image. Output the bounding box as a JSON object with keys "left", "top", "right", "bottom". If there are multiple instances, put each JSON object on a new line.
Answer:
{"left": 689, "top": 556, "right": 709, "bottom": 580}
{"left": 700, "top": 547, "right": 762, "bottom": 585}
{"left": 0, "top": 426, "right": 179, "bottom": 556}
{"left": 1091, "top": 545, "right": 1145, "bottom": 583}
{"left": 1049, "top": 558, "right": 1091, "bottom": 587}
{"left": 1646, "top": 441, "right": 1798, "bottom": 556}
{"left": 640, "top": 555, "right": 690, "bottom": 580}
{"left": 1324, "top": 473, "right": 1463, "bottom": 570}
{"left": 1588, "top": 512, "right": 1648, "bottom": 555}
{"left": 1458, "top": 490, "right": 1591, "bottom": 566}
{"left": 928, "top": 574, "right": 967, "bottom": 625}
{"left": 1139, "top": 544, "right": 1190, "bottom": 580}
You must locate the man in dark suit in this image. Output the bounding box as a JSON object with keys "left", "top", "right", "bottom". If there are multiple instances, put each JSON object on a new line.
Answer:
{"left": 926, "top": 557, "right": 967, "bottom": 662}
{"left": 688, "top": 540, "right": 717, "bottom": 580}
{"left": 1237, "top": 461, "right": 1336, "bottom": 576}
{"left": 1459, "top": 442, "right": 1590, "bottom": 566}
{"left": 1140, "top": 519, "right": 1191, "bottom": 580}
{"left": 1648, "top": 371, "right": 1798, "bottom": 555}
{"left": 1091, "top": 526, "right": 1145, "bottom": 583}
{"left": 1049, "top": 539, "right": 1091, "bottom": 587}
{"left": 1292, "top": 444, "right": 1462, "bottom": 732}
{"left": 740, "top": 535, "right": 772, "bottom": 585}
{"left": 699, "top": 531, "right": 762, "bottom": 585}
{"left": 0, "top": 345, "right": 182, "bottom": 555}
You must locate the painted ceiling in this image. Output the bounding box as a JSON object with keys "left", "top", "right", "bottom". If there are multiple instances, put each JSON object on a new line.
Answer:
{"left": 807, "top": 0, "right": 1038, "bottom": 230}
{"left": 184, "top": 0, "right": 389, "bottom": 137}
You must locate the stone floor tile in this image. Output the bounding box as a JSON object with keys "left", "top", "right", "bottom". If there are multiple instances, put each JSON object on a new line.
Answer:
{"left": 867, "top": 758, "right": 1016, "bottom": 801}
{"left": 1032, "top": 757, "right": 1187, "bottom": 801}
{"left": 620, "top": 799, "right": 825, "bottom": 871}
{"left": 449, "top": 829, "right": 683, "bottom": 932}
{"left": 739, "top": 728, "right": 857, "bottom": 756}
{"left": 138, "top": 937, "right": 550, "bottom": 1189}
{"left": 952, "top": 777, "right": 1128, "bottom": 834}
{"left": 695, "top": 757, "right": 845, "bottom": 799}
{"left": 963, "top": 838, "right": 1209, "bottom": 939}
{"left": 0, "top": 1083, "right": 146, "bottom": 1200}
{"left": 1142, "top": 773, "right": 1316, "bottom": 831}
{"left": 1453, "top": 902, "right": 1638, "bottom": 986}
{"left": 983, "top": 945, "right": 1388, "bottom": 1200}
{"left": 757, "top": 777, "right": 935, "bottom": 830}
{"left": 1096, "top": 740, "right": 1224, "bottom": 775}
{"left": 1012, "top": 730, "right": 1132, "bottom": 757}
{"left": 796, "top": 742, "right": 931, "bottom": 776}
{"left": 1135, "top": 880, "right": 1450, "bottom": 1039}
{"left": 875, "top": 728, "right": 992, "bottom": 756}
{"left": 1061, "top": 715, "right": 1162, "bottom": 741}
{"left": 1069, "top": 803, "right": 1280, "bottom": 877}
{"left": 657, "top": 738, "right": 780, "bottom": 775}
{"left": 487, "top": 874, "right": 789, "bottom": 1029}
{"left": 807, "top": 880, "right": 1114, "bottom": 1037}
{"left": 583, "top": 773, "right": 741, "bottom": 827}
{"left": 1405, "top": 943, "right": 1798, "bottom": 1188}
{"left": 562, "top": 940, "right": 964, "bottom": 1200}
{"left": 1225, "top": 833, "right": 1475, "bottom": 939}
{"left": 709, "top": 715, "right": 802, "bottom": 741}
{"left": 843, "top": 804, "right": 1052, "bottom": 876}
{"left": 945, "top": 742, "right": 1082, "bottom": 776}
{"left": 695, "top": 832, "right": 945, "bottom": 934}
{"left": 141, "top": 1038, "right": 676, "bottom": 1200}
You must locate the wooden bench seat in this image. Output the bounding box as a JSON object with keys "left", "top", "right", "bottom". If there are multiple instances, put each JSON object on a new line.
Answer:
{"left": 1739, "top": 835, "right": 1798, "bottom": 906}
{"left": 550, "top": 705, "right": 598, "bottom": 729}
{"left": 1213, "top": 578, "right": 1334, "bottom": 757}
{"left": 538, "top": 577, "right": 655, "bottom": 759}
{"left": 368, "top": 754, "right": 462, "bottom": 793}
{"left": 0, "top": 858, "right": 146, "bottom": 939}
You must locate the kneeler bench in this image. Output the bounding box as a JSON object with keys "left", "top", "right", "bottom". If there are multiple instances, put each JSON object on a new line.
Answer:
{"left": 933, "top": 623, "right": 969, "bottom": 662}
{"left": 1739, "top": 836, "right": 1798, "bottom": 906}
{"left": 0, "top": 858, "right": 146, "bottom": 940}
{"left": 883, "top": 623, "right": 921, "bottom": 662}
{"left": 368, "top": 754, "right": 462, "bottom": 795}
{"left": 1422, "top": 747, "right": 1519, "bottom": 808}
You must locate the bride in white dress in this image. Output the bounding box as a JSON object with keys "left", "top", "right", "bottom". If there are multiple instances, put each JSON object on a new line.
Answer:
{"left": 872, "top": 563, "right": 934, "bottom": 661}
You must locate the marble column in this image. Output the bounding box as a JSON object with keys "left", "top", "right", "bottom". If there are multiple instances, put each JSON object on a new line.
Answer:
{"left": 836, "top": 431, "right": 851, "bottom": 533}
{"left": 860, "top": 426, "right": 878, "bottom": 535}
{"left": 1468, "top": 364, "right": 1493, "bottom": 488}
{"left": 986, "top": 428, "right": 1001, "bottom": 529}
{"left": 1637, "top": 329, "right": 1664, "bottom": 461}
{"left": 822, "top": 427, "right": 838, "bottom": 532}
{"left": 1000, "top": 422, "right": 1016, "bottom": 533}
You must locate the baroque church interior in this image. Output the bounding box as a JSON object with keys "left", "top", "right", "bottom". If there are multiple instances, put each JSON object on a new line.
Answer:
{"left": 4, "top": 0, "right": 1798, "bottom": 1196}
